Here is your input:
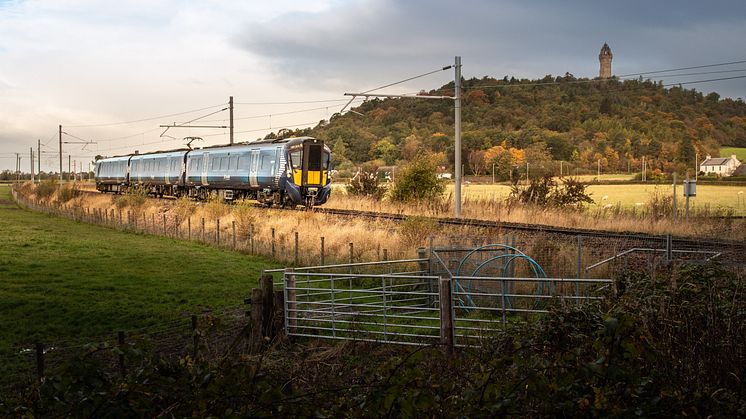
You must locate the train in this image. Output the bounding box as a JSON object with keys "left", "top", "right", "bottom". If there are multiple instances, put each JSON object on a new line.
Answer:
{"left": 94, "top": 137, "right": 332, "bottom": 207}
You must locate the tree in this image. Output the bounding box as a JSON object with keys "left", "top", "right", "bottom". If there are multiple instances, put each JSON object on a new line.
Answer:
{"left": 389, "top": 153, "right": 444, "bottom": 203}
{"left": 346, "top": 164, "right": 386, "bottom": 199}
{"left": 468, "top": 150, "right": 486, "bottom": 176}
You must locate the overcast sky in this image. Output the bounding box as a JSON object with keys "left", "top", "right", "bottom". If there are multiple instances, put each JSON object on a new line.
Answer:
{"left": 1, "top": 0, "right": 745, "bottom": 172}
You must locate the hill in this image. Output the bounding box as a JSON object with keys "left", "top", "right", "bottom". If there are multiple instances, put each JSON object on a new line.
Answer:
{"left": 276, "top": 75, "right": 746, "bottom": 180}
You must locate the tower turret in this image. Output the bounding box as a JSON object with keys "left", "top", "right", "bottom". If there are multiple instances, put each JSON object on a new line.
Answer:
{"left": 599, "top": 43, "right": 613, "bottom": 79}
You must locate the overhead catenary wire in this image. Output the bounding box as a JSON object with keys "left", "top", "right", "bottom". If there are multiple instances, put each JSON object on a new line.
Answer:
{"left": 65, "top": 102, "right": 228, "bottom": 128}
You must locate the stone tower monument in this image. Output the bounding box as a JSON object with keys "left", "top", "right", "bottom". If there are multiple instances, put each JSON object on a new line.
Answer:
{"left": 599, "top": 43, "right": 613, "bottom": 79}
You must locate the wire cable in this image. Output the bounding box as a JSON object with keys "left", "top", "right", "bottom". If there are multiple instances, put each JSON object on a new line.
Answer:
{"left": 65, "top": 102, "right": 228, "bottom": 128}
{"left": 617, "top": 59, "right": 746, "bottom": 78}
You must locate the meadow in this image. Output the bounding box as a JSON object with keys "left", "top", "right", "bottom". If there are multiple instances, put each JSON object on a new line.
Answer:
{"left": 0, "top": 185, "right": 277, "bottom": 350}
{"left": 720, "top": 146, "right": 746, "bottom": 161}
{"left": 450, "top": 182, "right": 746, "bottom": 215}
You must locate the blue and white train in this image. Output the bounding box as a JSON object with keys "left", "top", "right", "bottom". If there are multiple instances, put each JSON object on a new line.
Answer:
{"left": 95, "top": 137, "right": 332, "bottom": 207}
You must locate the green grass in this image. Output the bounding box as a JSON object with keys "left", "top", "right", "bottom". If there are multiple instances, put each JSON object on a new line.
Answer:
{"left": 720, "top": 146, "right": 746, "bottom": 161}
{"left": 0, "top": 185, "right": 279, "bottom": 349}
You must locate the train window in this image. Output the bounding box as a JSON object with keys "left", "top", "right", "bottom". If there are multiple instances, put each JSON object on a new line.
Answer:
{"left": 289, "top": 150, "right": 301, "bottom": 170}
{"left": 324, "top": 151, "right": 331, "bottom": 169}
{"left": 210, "top": 157, "right": 216, "bottom": 170}
{"left": 230, "top": 156, "right": 238, "bottom": 170}
{"left": 307, "top": 144, "right": 322, "bottom": 171}
{"left": 220, "top": 157, "right": 227, "bottom": 171}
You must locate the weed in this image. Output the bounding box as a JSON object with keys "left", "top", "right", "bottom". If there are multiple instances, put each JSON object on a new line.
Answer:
{"left": 35, "top": 179, "right": 58, "bottom": 202}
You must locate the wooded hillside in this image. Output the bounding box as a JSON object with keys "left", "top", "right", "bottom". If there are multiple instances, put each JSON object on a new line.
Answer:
{"left": 273, "top": 75, "right": 746, "bottom": 179}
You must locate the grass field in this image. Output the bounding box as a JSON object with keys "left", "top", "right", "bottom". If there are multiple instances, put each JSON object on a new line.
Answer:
{"left": 451, "top": 182, "right": 746, "bottom": 215}
{"left": 720, "top": 146, "right": 746, "bottom": 161}
{"left": 0, "top": 185, "right": 278, "bottom": 349}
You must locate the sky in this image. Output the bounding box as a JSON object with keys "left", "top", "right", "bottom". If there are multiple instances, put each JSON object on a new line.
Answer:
{"left": 1, "top": 0, "right": 745, "bottom": 173}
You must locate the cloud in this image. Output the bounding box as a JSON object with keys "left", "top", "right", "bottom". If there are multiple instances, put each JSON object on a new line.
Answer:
{"left": 235, "top": 0, "right": 746, "bottom": 97}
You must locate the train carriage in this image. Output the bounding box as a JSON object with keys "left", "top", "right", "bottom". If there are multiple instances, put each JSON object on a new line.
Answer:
{"left": 95, "top": 136, "right": 331, "bottom": 208}
{"left": 94, "top": 155, "right": 131, "bottom": 193}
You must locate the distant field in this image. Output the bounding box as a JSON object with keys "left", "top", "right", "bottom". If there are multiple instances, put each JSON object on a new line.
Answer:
{"left": 720, "top": 146, "right": 746, "bottom": 161}
{"left": 0, "top": 185, "right": 277, "bottom": 350}
{"left": 451, "top": 183, "right": 746, "bottom": 215}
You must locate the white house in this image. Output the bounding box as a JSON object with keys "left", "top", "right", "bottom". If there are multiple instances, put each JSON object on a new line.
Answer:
{"left": 700, "top": 154, "right": 741, "bottom": 176}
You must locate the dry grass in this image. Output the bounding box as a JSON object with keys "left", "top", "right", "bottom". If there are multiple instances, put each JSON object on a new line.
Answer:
{"left": 326, "top": 190, "right": 745, "bottom": 241}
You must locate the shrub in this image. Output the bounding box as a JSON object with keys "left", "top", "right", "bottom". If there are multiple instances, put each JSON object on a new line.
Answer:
{"left": 57, "top": 183, "right": 80, "bottom": 204}
{"left": 172, "top": 196, "right": 197, "bottom": 221}
{"left": 510, "top": 176, "right": 593, "bottom": 208}
{"left": 398, "top": 216, "right": 438, "bottom": 247}
{"left": 232, "top": 198, "right": 256, "bottom": 232}
{"left": 204, "top": 194, "right": 228, "bottom": 221}
{"left": 389, "top": 153, "right": 444, "bottom": 203}
{"left": 115, "top": 185, "right": 149, "bottom": 211}
{"left": 35, "top": 179, "right": 58, "bottom": 202}
{"left": 346, "top": 164, "right": 386, "bottom": 199}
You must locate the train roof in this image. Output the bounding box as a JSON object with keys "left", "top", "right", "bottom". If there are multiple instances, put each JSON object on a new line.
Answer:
{"left": 96, "top": 137, "right": 325, "bottom": 161}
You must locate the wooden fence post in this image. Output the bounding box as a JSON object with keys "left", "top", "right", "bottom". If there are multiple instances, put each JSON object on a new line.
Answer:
{"left": 249, "top": 224, "right": 255, "bottom": 255}
{"left": 249, "top": 288, "right": 263, "bottom": 353}
{"left": 261, "top": 274, "right": 275, "bottom": 338}
{"left": 294, "top": 232, "right": 299, "bottom": 266}
{"left": 439, "top": 277, "right": 454, "bottom": 353}
{"left": 188, "top": 217, "right": 191, "bottom": 241}
{"left": 232, "top": 221, "right": 236, "bottom": 249}
{"left": 320, "top": 236, "right": 325, "bottom": 266}
{"left": 271, "top": 228, "right": 276, "bottom": 259}
{"left": 216, "top": 219, "right": 220, "bottom": 245}
{"left": 201, "top": 218, "right": 205, "bottom": 242}
{"left": 162, "top": 214, "right": 167, "bottom": 236}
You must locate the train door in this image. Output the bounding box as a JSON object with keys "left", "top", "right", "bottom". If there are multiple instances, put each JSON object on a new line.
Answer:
{"left": 249, "top": 149, "right": 260, "bottom": 188}
{"left": 302, "top": 139, "right": 325, "bottom": 186}
{"left": 165, "top": 156, "right": 171, "bottom": 185}
{"left": 201, "top": 152, "right": 209, "bottom": 185}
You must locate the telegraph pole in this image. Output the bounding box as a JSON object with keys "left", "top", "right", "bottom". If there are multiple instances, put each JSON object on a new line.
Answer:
{"left": 454, "top": 56, "right": 462, "bottom": 217}
{"left": 229, "top": 96, "right": 234, "bottom": 145}
{"left": 59, "top": 125, "right": 63, "bottom": 181}
{"left": 37, "top": 139, "right": 41, "bottom": 182}
{"left": 15, "top": 153, "right": 20, "bottom": 182}
{"left": 30, "top": 147, "right": 34, "bottom": 182}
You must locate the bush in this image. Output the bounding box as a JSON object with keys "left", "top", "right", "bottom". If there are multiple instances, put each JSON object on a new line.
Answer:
{"left": 172, "top": 196, "right": 197, "bottom": 221}
{"left": 232, "top": 198, "right": 256, "bottom": 232}
{"left": 114, "top": 185, "right": 149, "bottom": 211}
{"left": 389, "top": 154, "right": 444, "bottom": 203}
{"left": 346, "top": 164, "right": 386, "bottom": 199}
{"left": 57, "top": 183, "right": 80, "bottom": 204}
{"left": 510, "top": 176, "right": 593, "bottom": 208}
{"left": 35, "top": 179, "right": 58, "bottom": 202}
{"left": 398, "top": 216, "right": 438, "bottom": 247}
{"left": 204, "top": 194, "right": 228, "bottom": 221}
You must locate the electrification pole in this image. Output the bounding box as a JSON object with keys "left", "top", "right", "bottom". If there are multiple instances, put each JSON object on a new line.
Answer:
{"left": 30, "top": 147, "right": 34, "bottom": 182}
{"left": 37, "top": 139, "right": 41, "bottom": 182}
{"left": 454, "top": 56, "right": 462, "bottom": 217}
{"left": 59, "top": 125, "right": 63, "bottom": 181}
{"left": 229, "top": 96, "right": 234, "bottom": 145}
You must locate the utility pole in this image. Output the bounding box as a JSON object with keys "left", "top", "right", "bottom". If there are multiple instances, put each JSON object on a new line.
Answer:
{"left": 37, "top": 139, "right": 41, "bottom": 182}
{"left": 454, "top": 56, "right": 462, "bottom": 217}
{"left": 68, "top": 155, "right": 71, "bottom": 181}
{"left": 695, "top": 152, "right": 699, "bottom": 182}
{"left": 672, "top": 172, "right": 677, "bottom": 220}
{"left": 229, "top": 96, "right": 234, "bottom": 145}
{"left": 597, "top": 159, "right": 600, "bottom": 181}
{"left": 15, "top": 153, "right": 20, "bottom": 182}
{"left": 526, "top": 162, "right": 529, "bottom": 184}
{"left": 30, "top": 147, "right": 34, "bottom": 183}
{"left": 59, "top": 125, "right": 63, "bottom": 181}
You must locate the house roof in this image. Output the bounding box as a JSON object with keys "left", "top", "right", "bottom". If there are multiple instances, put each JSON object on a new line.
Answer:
{"left": 701, "top": 157, "right": 732, "bottom": 166}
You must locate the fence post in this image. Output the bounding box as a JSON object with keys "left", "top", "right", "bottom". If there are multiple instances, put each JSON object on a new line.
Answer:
{"left": 216, "top": 219, "right": 220, "bottom": 246}
{"left": 284, "top": 268, "right": 296, "bottom": 335}
{"left": 191, "top": 315, "right": 198, "bottom": 360}
{"left": 320, "top": 236, "right": 325, "bottom": 265}
{"left": 294, "top": 232, "right": 299, "bottom": 266}
{"left": 249, "top": 288, "right": 263, "bottom": 353}
{"left": 232, "top": 221, "right": 236, "bottom": 249}
{"left": 576, "top": 235, "right": 582, "bottom": 303}
{"left": 666, "top": 234, "right": 672, "bottom": 262}
{"left": 261, "top": 274, "right": 274, "bottom": 338}
{"left": 250, "top": 224, "right": 255, "bottom": 255}
{"left": 439, "top": 277, "right": 454, "bottom": 353}
{"left": 35, "top": 342, "right": 44, "bottom": 381}
{"left": 163, "top": 214, "right": 167, "bottom": 236}
{"left": 188, "top": 217, "right": 191, "bottom": 241}
{"left": 201, "top": 218, "right": 205, "bottom": 242}
{"left": 271, "top": 228, "right": 276, "bottom": 259}
{"left": 117, "top": 331, "right": 126, "bottom": 376}
{"left": 383, "top": 249, "right": 388, "bottom": 261}
{"left": 417, "top": 247, "right": 428, "bottom": 274}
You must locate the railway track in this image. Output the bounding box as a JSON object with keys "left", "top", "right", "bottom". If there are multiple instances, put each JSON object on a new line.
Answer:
{"left": 78, "top": 189, "right": 743, "bottom": 248}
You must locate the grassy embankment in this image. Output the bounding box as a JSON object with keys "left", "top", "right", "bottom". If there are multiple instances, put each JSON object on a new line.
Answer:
{"left": 720, "top": 146, "right": 746, "bottom": 161}
{"left": 0, "top": 185, "right": 278, "bottom": 349}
